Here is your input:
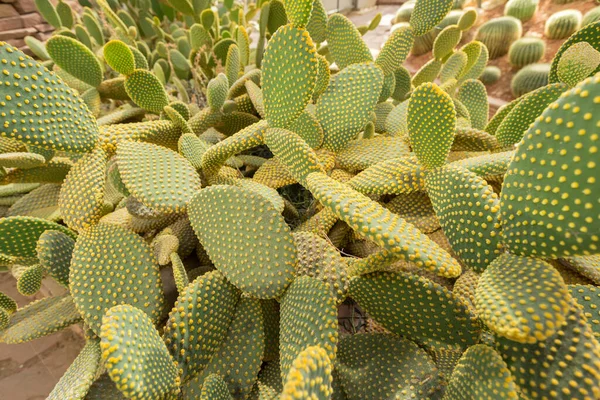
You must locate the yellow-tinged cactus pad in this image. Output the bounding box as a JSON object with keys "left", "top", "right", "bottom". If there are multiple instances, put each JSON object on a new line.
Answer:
{"left": 188, "top": 185, "right": 296, "bottom": 298}
{"left": 336, "top": 333, "right": 441, "bottom": 400}
{"left": 335, "top": 136, "right": 410, "bottom": 172}
{"left": 207, "top": 74, "right": 229, "bottom": 111}
{"left": 449, "top": 150, "right": 514, "bottom": 181}
{"left": 47, "top": 339, "right": 102, "bottom": 400}
{"left": 0, "top": 216, "right": 75, "bottom": 258}
{"left": 279, "top": 275, "right": 338, "bottom": 381}
{"left": 475, "top": 253, "right": 572, "bottom": 343}
{"left": 443, "top": 344, "right": 518, "bottom": 400}
{"left": 0, "top": 294, "right": 81, "bottom": 344}
{"left": 59, "top": 146, "right": 107, "bottom": 232}
{"left": 426, "top": 165, "right": 502, "bottom": 272}
{"left": 69, "top": 223, "right": 164, "bottom": 336}
{"left": 347, "top": 156, "right": 425, "bottom": 195}
{"left": 410, "top": 0, "right": 453, "bottom": 36}
{"left": 262, "top": 25, "right": 317, "bottom": 129}
{"left": 100, "top": 305, "right": 180, "bottom": 400}
{"left": 350, "top": 272, "right": 481, "bottom": 346}
{"left": 408, "top": 82, "right": 457, "bottom": 170}
{"left": 0, "top": 152, "right": 45, "bottom": 169}
{"left": 116, "top": 141, "right": 201, "bottom": 214}
{"left": 307, "top": 172, "right": 461, "bottom": 277}
{"left": 124, "top": 69, "right": 169, "bottom": 114}
{"left": 3, "top": 158, "right": 72, "bottom": 184}
{"left": 99, "top": 120, "right": 182, "bottom": 153}
{"left": 549, "top": 21, "right": 600, "bottom": 84}
{"left": 6, "top": 183, "right": 61, "bottom": 221}
{"left": 281, "top": 345, "right": 333, "bottom": 400}
{"left": 375, "top": 25, "right": 414, "bottom": 75}
{"left": 103, "top": 40, "right": 135, "bottom": 76}
{"left": 284, "top": 0, "right": 313, "bottom": 28}
{"left": 0, "top": 43, "right": 98, "bottom": 153}
{"left": 46, "top": 35, "right": 103, "bottom": 88}
{"left": 495, "top": 303, "right": 600, "bottom": 400}
{"left": 318, "top": 62, "right": 383, "bottom": 152}
{"left": 569, "top": 285, "right": 600, "bottom": 337}
{"left": 433, "top": 25, "right": 462, "bottom": 61}
{"left": 456, "top": 79, "right": 488, "bottom": 130}
{"left": 500, "top": 75, "right": 599, "bottom": 257}
{"left": 326, "top": 14, "right": 373, "bottom": 70}
{"left": 307, "top": 0, "right": 327, "bottom": 43}
{"left": 36, "top": 229, "right": 74, "bottom": 287}
{"left": 163, "top": 270, "right": 239, "bottom": 381}
{"left": 197, "top": 374, "right": 233, "bottom": 400}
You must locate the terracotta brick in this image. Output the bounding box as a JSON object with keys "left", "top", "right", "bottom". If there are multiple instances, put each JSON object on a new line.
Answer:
{"left": 0, "top": 15, "right": 23, "bottom": 30}
{"left": 0, "top": 3, "right": 18, "bottom": 17}
{"left": 34, "top": 23, "right": 54, "bottom": 32}
{"left": 19, "top": 46, "right": 34, "bottom": 57}
{"left": 0, "top": 0, "right": 18, "bottom": 4}
{"left": 13, "top": 0, "right": 36, "bottom": 13}
{"left": 6, "top": 38, "right": 26, "bottom": 48}
{"left": 21, "top": 12, "right": 43, "bottom": 27}
{"left": 0, "top": 27, "right": 37, "bottom": 40}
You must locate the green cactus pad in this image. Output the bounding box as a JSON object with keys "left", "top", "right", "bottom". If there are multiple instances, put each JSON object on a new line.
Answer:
{"left": 450, "top": 150, "right": 514, "bottom": 180}
{"left": 46, "top": 35, "right": 103, "bottom": 88}
{"left": 567, "top": 255, "right": 600, "bottom": 285}
{"left": 116, "top": 141, "right": 201, "bottom": 214}
{"left": 458, "top": 41, "right": 489, "bottom": 82}
{"left": 164, "top": 270, "right": 239, "bottom": 380}
{"left": 69, "top": 223, "right": 164, "bottom": 335}
{"left": 103, "top": 40, "right": 136, "bottom": 76}
{"left": 326, "top": 14, "right": 373, "bottom": 70}
{"left": 375, "top": 25, "right": 414, "bottom": 75}
{"left": 264, "top": 128, "right": 325, "bottom": 187}
{"left": 545, "top": 10, "right": 582, "bottom": 40}
{"left": 36, "top": 230, "right": 74, "bottom": 287}
{"left": 557, "top": 41, "right": 600, "bottom": 88}
{"left": 0, "top": 43, "right": 98, "bottom": 152}
{"left": 426, "top": 165, "right": 501, "bottom": 271}
{"left": 207, "top": 74, "right": 229, "bottom": 111}
{"left": 336, "top": 136, "right": 410, "bottom": 172}
{"left": 0, "top": 216, "right": 75, "bottom": 258}
{"left": 495, "top": 303, "right": 600, "bottom": 399}
{"left": 16, "top": 264, "right": 43, "bottom": 296}
{"left": 197, "top": 374, "right": 233, "bottom": 400}
{"left": 35, "top": 0, "right": 61, "bottom": 28}
{"left": 452, "top": 128, "right": 498, "bottom": 151}
{"left": 262, "top": 24, "right": 317, "bottom": 129}
{"left": 501, "top": 75, "right": 599, "bottom": 257}
{"left": 59, "top": 147, "right": 108, "bottom": 231}
{"left": 443, "top": 344, "right": 518, "bottom": 400}
{"left": 245, "top": 81, "right": 265, "bottom": 118}
{"left": 280, "top": 276, "right": 338, "bottom": 380}
{"left": 456, "top": 79, "right": 488, "bottom": 130}
{"left": 476, "top": 254, "right": 571, "bottom": 343}
{"left": 549, "top": 22, "right": 600, "bottom": 84}
{"left": 307, "top": 172, "right": 461, "bottom": 277}
{"left": 433, "top": 25, "right": 462, "bottom": 61}
{"left": 48, "top": 339, "right": 102, "bottom": 400}
{"left": 347, "top": 156, "right": 425, "bottom": 195}
{"left": 124, "top": 69, "right": 169, "bottom": 114}
{"left": 188, "top": 185, "right": 296, "bottom": 298}
{"left": 0, "top": 152, "right": 45, "bottom": 169}
{"left": 350, "top": 272, "right": 481, "bottom": 346}
{"left": 100, "top": 305, "right": 180, "bottom": 399}
{"left": 410, "top": 0, "right": 453, "bottom": 36}
{"left": 408, "top": 82, "right": 457, "bottom": 169}
{"left": 225, "top": 44, "right": 240, "bottom": 89}
{"left": 3, "top": 157, "right": 72, "bottom": 184}
{"left": 284, "top": 0, "right": 313, "bottom": 28}
{"left": 336, "top": 333, "right": 440, "bottom": 399}
{"left": 99, "top": 121, "right": 182, "bottom": 154}
{"left": 312, "top": 53, "right": 330, "bottom": 101}
{"left": 0, "top": 292, "right": 17, "bottom": 314}
{"left": 281, "top": 346, "right": 333, "bottom": 400}
{"left": 307, "top": 0, "right": 328, "bottom": 43}
{"left": 169, "top": 252, "right": 188, "bottom": 293}
{"left": 6, "top": 184, "right": 61, "bottom": 221}
{"left": 496, "top": 83, "right": 567, "bottom": 147}
{"left": 289, "top": 110, "right": 324, "bottom": 149}
{"left": 569, "top": 285, "right": 599, "bottom": 337}
{"left": 318, "top": 62, "right": 383, "bottom": 152}
{"left": 0, "top": 294, "right": 81, "bottom": 344}
{"left": 384, "top": 191, "right": 439, "bottom": 234}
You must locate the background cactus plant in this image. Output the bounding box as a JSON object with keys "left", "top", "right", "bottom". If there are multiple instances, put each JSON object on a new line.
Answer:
{"left": 0, "top": 0, "right": 599, "bottom": 399}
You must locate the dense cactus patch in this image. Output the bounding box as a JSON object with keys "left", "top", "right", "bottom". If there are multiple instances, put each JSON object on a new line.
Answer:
{"left": 0, "top": 0, "right": 599, "bottom": 399}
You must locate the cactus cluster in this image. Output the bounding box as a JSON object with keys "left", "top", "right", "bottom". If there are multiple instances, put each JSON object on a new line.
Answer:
{"left": 0, "top": 0, "right": 600, "bottom": 399}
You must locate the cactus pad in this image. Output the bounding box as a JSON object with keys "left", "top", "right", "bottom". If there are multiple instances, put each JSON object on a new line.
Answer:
{"left": 36, "top": 230, "right": 74, "bottom": 287}
{"left": 124, "top": 69, "right": 169, "bottom": 114}
{"left": 410, "top": 0, "right": 453, "bottom": 36}
{"left": 456, "top": 79, "right": 488, "bottom": 130}
{"left": 103, "top": 40, "right": 136, "bottom": 76}
{"left": 46, "top": 35, "right": 103, "bottom": 87}
{"left": 557, "top": 41, "right": 600, "bottom": 88}
{"left": 48, "top": 339, "right": 102, "bottom": 400}
{"left": 0, "top": 216, "right": 75, "bottom": 258}
{"left": 281, "top": 346, "right": 333, "bottom": 400}
{"left": 6, "top": 183, "right": 61, "bottom": 221}
{"left": 326, "top": 14, "right": 373, "bottom": 70}
{"left": 375, "top": 25, "right": 414, "bottom": 75}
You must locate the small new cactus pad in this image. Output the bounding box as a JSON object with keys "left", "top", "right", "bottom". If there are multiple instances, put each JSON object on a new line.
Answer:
{"left": 116, "top": 141, "right": 201, "bottom": 214}
{"left": 47, "top": 339, "right": 102, "bottom": 400}
{"left": 187, "top": 297, "right": 264, "bottom": 398}
{"left": 0, "top": 292, "right": 17, "bottom": 314}
{"left": 497, "top": 82, "right": 567, "bottom": 146}
{"left": 545, "top": 10, "right": 582, "bottom": 40}
{"left": 426, "top": 165, "right": 501, "bottom": 272}
{"left": 508, "top": 37, "right": 545, "bottom": 68}
{"left": 100, "top": 305, "right": 180, "bottom": 399}
{"left": 0, "top": 43, "right": 98, "bottom": 152}
{"left": 207, "top": 74, "right": 229, "bottom": 110}
{"left": 443, "top": 344, "right": 518, "bottom": 399}
{"left": 103, "top": 40, "right": 136, "bottom": 76}
{"left": 569, "top": 285, "right": 600, "bottom": 337}
{"left": 549, "top": 21, "right": 600, "bottom": 84}
{"left": 0, "top": 216, "right": 75, "bottom": 258}
{"left": 458, "top": 8, "right": 478, "bottom": 31}
{"left": 36, "top": 230, "right": 75, "bottom": 287}
{"left": 281, "top": 346, "right": 333, "bottom": 400}
{"left": 557, "top": 41, "right": 600, "bottom": 87}
{"left": 124, "top": 69, "right": 169, "bottom": 114}
{"left": 475, "top": 254, "right": 572, "bottom": 343}
{"left": 326, "top": 14, "right": 373, "bottom": 69}
{"left": 475, "top": 17, "right": 522, "bottom": 59}
{"left": 59, "top": 147, "right": 108, "bottom": 232}
{"left": 69, "top": 223, "right": 164, "bottom": 335}
{"left": 350, "top": 272, "right": 481, "bottom": 346}
{"left": 262, "top": 25, "right": 317, "bottom": 129}
{"left": 375, "top": 25, "right": 414, "bottom": 75}
{"left": 504, "top": 0, "right": 538, "bottom": 22}
{"left": 336, "top": 333, "right": 440, "bottom": 399}
{"left": 510, "top": 62, "right": 551, "bottom": 98}
{"left": 317, "top": 62, "right": 383, "bottom": 152}
{"left": 188, "top": 185, "right": 296, "bottom": 298}
{"left": 46, "top": 35, "right": 103, "bottom": 88}
{"left": 409, "top": 0, "right": 453, "bottom": 36}
{"left": 456, "top": 79, "right": 488, "bottom": 130}
{"left": 459, "top": 41, "right": 489, "bottom": 82}
{"left": 163, "top": 271, "right": 239, "bottom": 381}
{"left": 0, "top": 294, "right": 81, "bottom": 344}
{"left": 412, "top": 59, "right": 442, "bottom": 87}
{"left": 279, "top": 275, "right": 338, "bottom": 381}
{"left": 433, "top": 25, "right": 462, "bottom": 61}
{"left": 408, "top": 82, "right": 457, "bottom": 169}
{"left": 500, "top": 75, "right": 599, "bottom": 257}
{"left": 494, "top": 304, "right": 600, "bottom": 399}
